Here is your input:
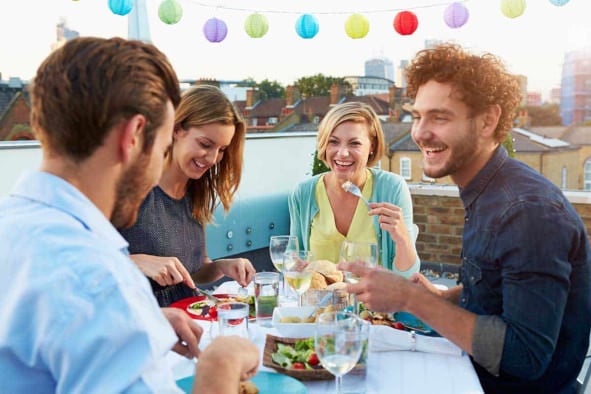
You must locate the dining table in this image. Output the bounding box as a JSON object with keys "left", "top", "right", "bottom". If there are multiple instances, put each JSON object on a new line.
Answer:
{"left": 166, "top": 281, "right": 484, "bottom": 394}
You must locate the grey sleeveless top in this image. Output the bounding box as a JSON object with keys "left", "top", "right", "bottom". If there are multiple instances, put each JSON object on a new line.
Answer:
{"left": 119, "top": 186, "right": 206, "bottom": 307}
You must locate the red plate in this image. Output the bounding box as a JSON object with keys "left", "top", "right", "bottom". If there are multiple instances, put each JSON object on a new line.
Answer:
{"left": 170, "top": 294, "right": 255, "bottom": 321}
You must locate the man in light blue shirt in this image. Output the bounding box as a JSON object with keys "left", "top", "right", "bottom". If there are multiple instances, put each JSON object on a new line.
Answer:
{"left": 0, "top": 37, "right": 259, "bottom": 393}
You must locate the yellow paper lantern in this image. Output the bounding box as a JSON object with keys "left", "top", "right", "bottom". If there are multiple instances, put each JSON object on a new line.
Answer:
{"left": 501, "top": 0, "right": 526, "bottom": 19}
{"left": 345, "top": 13, "right": 369, "bottom": 39}
{"left": 244, "top": 13, "right": 269, "bottom": 38}
{"left": 159, "top": 0, "right": 183, "bottom": 25}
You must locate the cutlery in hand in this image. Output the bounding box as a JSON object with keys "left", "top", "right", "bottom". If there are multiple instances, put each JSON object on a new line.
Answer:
{"left": 193, "top": 288, "right": 221, "bottom": 305}
{"left": 342, "top": 181, "right": 371, "bottom": 208}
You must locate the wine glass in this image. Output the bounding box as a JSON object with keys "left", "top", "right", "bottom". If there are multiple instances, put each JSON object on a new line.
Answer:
{"left": 269, "top": 235, "right": 299, "bottom": 300}
{"left": 282, "top": 250, "right": 314, "bottom": 307}
{"left": 339, "top": 241, "right": 378, "bottom": 314}
{"left": 315, "top": 311, "right": 364, "bottom": 394}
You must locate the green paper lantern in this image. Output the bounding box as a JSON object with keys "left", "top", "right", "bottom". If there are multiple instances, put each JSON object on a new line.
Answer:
{"left": 501, "top": 0, "right": 526, "bottom": 19}
{"left": 158, "top": 0, "right": 183, "bottom": 25}
{"left": 345, "top": 13, "right": 369, "bottom": 39}
{"left": 244, "top": 13, "right": 269, "bottom": 38}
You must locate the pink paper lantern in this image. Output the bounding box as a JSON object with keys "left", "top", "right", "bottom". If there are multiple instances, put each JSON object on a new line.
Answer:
{"left": 393, "top": 11, "right": 418, "bottom": 36}
{"left": 444, "top": 2, "right": 469, "bottom": 29}
{"left": 203, "top": 18, "right": 228, "bottom": 43}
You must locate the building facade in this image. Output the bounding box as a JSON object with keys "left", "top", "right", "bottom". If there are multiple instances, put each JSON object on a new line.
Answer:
{"left": 560, "top": 48, "right": 591, "bottom": 125}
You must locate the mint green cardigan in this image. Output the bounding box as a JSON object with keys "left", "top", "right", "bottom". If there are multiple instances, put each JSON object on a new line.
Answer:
{"left": 288, "top": 168, "right": 420, "bottom": 277}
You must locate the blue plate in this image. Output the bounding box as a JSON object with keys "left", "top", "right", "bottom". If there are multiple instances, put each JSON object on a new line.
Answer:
{"left": 176, "top": 370, "right": 307, "bottom": 393}
{"left": 394, "top": 311, "right": 439, "bottom": 336}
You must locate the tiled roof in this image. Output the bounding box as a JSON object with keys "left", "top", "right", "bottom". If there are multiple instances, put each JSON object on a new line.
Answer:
{"left": 249, "top": 98, "right": 286, "bottom": 118}
{"left": 560, "top": 126, "right": 591, "bottom": 146}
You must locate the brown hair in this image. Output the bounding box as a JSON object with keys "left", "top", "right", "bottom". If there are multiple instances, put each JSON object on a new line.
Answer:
{"left": 405, "top": 43, "right": 521, "bottom": 142}
{"left": 316, "top": 101, "right": 385, "bottom": 168}
{"left": 31, "top": 37, "right": 181, "bottom": 161}
{"left": 172, "top": 85, "right": 245, "bottom": 223}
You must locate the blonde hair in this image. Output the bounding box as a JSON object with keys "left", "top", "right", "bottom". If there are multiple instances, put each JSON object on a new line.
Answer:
{"left": 170, "top": 85, "right": 245, "bottom": 223}
{"left": 316, "top": 102, "right": 385, "bottom": 168}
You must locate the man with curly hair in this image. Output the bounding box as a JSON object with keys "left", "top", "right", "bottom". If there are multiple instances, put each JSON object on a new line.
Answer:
{"left": 340, "top": 44, "right": 591, "bottom": 393}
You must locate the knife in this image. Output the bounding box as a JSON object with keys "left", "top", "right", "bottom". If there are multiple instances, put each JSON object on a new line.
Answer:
{"left": 193, "top": 287, "right": 221, "bottom": 305}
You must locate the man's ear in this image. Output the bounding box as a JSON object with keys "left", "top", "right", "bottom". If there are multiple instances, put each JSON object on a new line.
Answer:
{"left": 119, "top": 114, "right": 146, "bottom": 164}
{"left": 481, "top": 104, "right": 502, "bottom": 137}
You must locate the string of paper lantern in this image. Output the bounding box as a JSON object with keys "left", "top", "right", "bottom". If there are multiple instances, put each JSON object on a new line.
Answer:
{"left": 102, "top": 0, "right": 573, "bottom": 40}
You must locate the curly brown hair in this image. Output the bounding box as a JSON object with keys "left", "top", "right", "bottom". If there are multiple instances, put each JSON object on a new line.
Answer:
{"left": 405, "top": 43, "right": 522, "bottom": 142}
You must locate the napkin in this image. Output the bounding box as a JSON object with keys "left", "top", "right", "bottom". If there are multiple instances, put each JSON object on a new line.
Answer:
{"left": 369, "top": 325, "right": 463, "bottom": 357}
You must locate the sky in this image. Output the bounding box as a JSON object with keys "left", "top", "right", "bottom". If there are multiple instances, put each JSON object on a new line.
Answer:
{"left": 1, "top": 0, "right": 591, "bottom": 100}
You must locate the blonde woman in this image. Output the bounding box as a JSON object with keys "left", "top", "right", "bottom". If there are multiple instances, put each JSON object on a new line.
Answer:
{"left": 120, "top": 85, "right": 255, "bottom": 306}
{"left": 289, "top": 101, "right": 419, "bottom": 276}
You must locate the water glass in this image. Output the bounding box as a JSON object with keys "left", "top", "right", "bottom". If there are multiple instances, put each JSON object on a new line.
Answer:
{"left": 254, "top": 272, "right": 280, "bottom": 327}
{"left": 269, "top": 235, "right": 299, "bottom": 301}
{"left": 339, "top": 241, "right": 378, "bottom": 314}
{"left": 217, "top": 302, "right": 249, "bottom": 338}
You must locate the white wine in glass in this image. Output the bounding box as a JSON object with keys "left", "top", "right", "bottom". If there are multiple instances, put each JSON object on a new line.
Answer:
{"left": 283, "top": 250, "right": 313, "bottom": 307}
{"left": 315, "top": 311, "right": 364, "bottom": 394}
{"left": 269, "top": 235, "right": 299, "bottom": 300}
{"left": 340, "top": 241, "right": 378, "bottom": 284}
{"left": 339, "top": 241, "right": 378, "bottom": 313}
{"left": 269, "top": 235, "right": 299, "bottom": 272}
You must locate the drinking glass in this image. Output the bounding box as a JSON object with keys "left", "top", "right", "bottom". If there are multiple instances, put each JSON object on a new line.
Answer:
{"left": 269, "top": 235, "right": 299, "bottom": 299}
{"left": 282, "top": 250, "right": 314, "bottom": 307}
{"left": 315, "top": 311, "right": 364, "bottom": 394}
{"left": 339, "top": 241, "right": 378, "bottom": 314}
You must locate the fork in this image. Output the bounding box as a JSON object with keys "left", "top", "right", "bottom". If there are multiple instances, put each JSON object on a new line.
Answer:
{"left": 342, "top": 181, "right": 371, "bottom": 208}
{"left": 193, "top": 287, "right": 222, "bottom": 305}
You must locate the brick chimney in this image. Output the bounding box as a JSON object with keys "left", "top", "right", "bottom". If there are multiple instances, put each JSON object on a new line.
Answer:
{"left": 330, "top": 83, "right": 340, "bottom": 105}
{"left": 246, "top": 88, "right": 258, "bottom": 108}
{"left": 285, "top": 85, "right": 300, "bottom": 106}
{"left": 389, "top": 85, "right": 396, "bottom": 107}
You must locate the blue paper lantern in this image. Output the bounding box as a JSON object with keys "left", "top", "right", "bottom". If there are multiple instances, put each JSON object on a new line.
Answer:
{"left": 549, "top": 0, "right": 570, "bottom": 5}
{"left": 443, "top": 2, "right": 469, "bottom": 29}
{"left": 295, "top": 14, "right": 319, "bottom": 39}
{"left": 203, "top": 18, "right": 228, "bottom": 43}
{"left": 108, "top": 0, "right": 133, "bottom": 16}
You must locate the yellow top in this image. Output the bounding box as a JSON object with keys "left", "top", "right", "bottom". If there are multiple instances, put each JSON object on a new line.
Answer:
{"left": 309, "top": 170, "right": 378, "bottom": 264}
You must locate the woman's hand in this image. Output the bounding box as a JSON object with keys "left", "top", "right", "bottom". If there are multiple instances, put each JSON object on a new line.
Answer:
{"left": 215, "top": 258, "right": 256, "bottom": 287}
{"left": 130, "top": 254, "right": 195, "bottom": 288}
{"left": 368, "top": 202, "right": 409, "bottom": 243}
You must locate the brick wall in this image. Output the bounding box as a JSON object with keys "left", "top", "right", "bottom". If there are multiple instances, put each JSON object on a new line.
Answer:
{"left": 411, "top": 190, "right": 591, "bottom": 267}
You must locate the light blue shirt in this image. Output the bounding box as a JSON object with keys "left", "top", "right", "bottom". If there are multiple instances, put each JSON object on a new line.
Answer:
{"left": 0, "top": 171, "right": 181, "bottom": 393}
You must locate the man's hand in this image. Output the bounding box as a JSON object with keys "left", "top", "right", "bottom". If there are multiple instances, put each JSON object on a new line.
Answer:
{"left": 193, "top": 336, "right": 260, "bottom": 394}
{"left": 338, "top": 261, "right": 412, "bottom": 312}
{"left": 409, "top": 272, "right": 444, "bottom": 297}
{"left": 161, "top": 307, "right": 203, "bottom": 359}
{"left": 131, "top": 254, "right": 195, "bottom": 288}
{"left": 215, "top": 258, "right": 256, "bottom": 287}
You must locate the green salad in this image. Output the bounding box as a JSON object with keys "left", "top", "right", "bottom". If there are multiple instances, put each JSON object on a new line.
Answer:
{"left": 271, "top": 338, "right": 321, "bottom": 370}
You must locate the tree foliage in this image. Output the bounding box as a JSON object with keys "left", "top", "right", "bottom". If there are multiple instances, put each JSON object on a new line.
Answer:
{"left": 520, "top": 104, "right": 562, "bottom": 126}
{"left": 312, "top": 150, "right": 330, "bottom": 175}
{"left": 295, "top": 73, "right": 352, "bottom": 97}
{"left": 256, "top": 79, "right": 285, "bottom": 100}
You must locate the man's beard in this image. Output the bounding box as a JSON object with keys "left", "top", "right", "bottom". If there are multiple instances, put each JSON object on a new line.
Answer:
{"left": 111, "top": 153, "right": 154, "bottom": 229}
{"left": 424, "top": 120, "right": 479, "bottom": 179}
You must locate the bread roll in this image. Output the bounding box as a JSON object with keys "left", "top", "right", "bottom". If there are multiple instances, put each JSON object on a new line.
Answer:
{"left": 309, "top": 260, "right": 343, "bottom": 284}
{"left": 310, "top": 272, "right": 328, "bottom": 289}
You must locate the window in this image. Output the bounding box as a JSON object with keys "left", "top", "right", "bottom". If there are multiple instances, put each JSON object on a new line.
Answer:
{"left": 561, "top": 166, "right": 567, "bottom": 189}
{"left": 584, "top": 160, "right": 591, "bottom": 191}
{"left": 400, "top": 157, "right": 411, "bottom": 180}
{"left": 268, "top": 117, "right": 277, "bottom": 125}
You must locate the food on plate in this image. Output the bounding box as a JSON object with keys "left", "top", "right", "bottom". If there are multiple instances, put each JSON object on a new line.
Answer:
{"left": 278, "top": 304, "right": 336, "bottom": 324}
{"left": 271, "top": 338, "right": 322, "bottom": 371}
{"left": 359, "top": 307, "right": 432, "bottom": 333}
{"left": 239, "top": 381, "right": 259, "bottom": 394}
{"left": 187, "top": 294, "right": 255, "bottom": 320}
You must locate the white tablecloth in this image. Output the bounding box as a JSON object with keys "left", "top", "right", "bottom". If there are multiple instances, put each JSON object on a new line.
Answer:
{"left": 167, "top": 281, "right": 484, "bottom": 394}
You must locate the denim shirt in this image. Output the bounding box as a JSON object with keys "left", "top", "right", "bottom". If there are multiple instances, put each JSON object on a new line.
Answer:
{"left": 459, "top": 146, "right": 591, "bottom": 394}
